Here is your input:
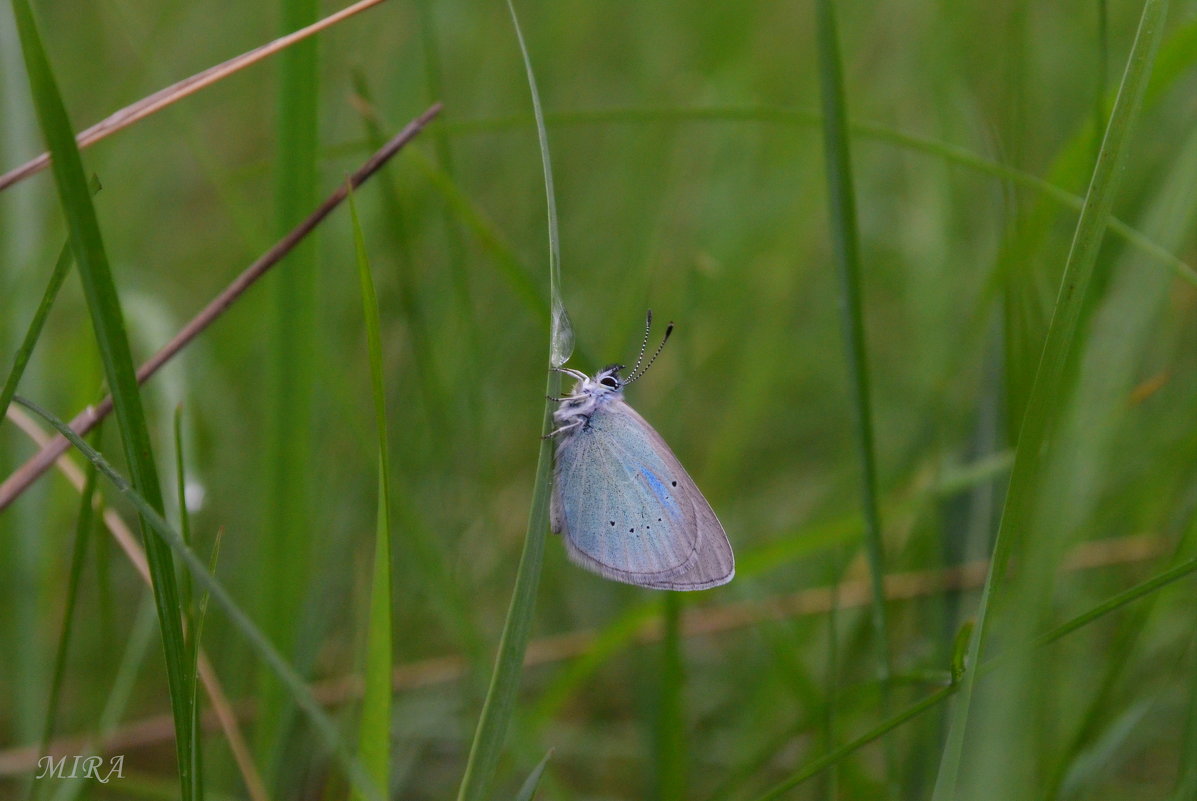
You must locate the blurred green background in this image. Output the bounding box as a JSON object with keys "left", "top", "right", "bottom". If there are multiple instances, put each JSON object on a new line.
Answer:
{"left": 2, "top": 0, "right": 1196, "bottom": 798}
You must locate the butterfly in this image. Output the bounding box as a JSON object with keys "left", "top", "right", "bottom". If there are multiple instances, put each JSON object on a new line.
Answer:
{"left": 546, "top": 312, "right": 734, "bottom": 590}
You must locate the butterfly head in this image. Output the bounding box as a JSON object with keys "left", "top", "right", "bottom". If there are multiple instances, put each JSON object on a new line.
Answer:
{"left": 550, "top": 312, "right": 673, "bottom": 430}
{"left": 595, "top": 364, "right": 626, "bottom": 392}
{"left": 558, "top": 364, "right": 625, "bottom": 408}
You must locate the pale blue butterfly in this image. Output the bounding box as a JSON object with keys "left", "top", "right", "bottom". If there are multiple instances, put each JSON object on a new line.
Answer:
{"left": 547, "top": 312, "right": 734, "bottom": 590}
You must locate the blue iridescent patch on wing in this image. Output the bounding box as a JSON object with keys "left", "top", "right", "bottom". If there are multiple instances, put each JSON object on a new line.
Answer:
{"left": 640, "top": 466, "right": 683, "bottom": 520}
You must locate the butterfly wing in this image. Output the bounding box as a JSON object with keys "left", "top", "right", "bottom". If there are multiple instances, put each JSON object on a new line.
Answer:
{"left": 552, "top": 398, "right": 734, "bottom": 590}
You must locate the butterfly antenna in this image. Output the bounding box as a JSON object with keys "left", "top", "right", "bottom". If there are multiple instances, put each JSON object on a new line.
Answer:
{"left": 624, "top": 310, "right": 654, "bottom": 379}
{"left": 624, "top": 319, "right": 673, "bottom": 384}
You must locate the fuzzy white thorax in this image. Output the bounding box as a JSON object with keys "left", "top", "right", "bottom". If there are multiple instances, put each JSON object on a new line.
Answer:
{"left": 551, "top": 365, "right": 625, "bottom": 431}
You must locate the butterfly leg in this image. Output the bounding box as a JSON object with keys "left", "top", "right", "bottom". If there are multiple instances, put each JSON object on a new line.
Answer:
{"left": 551, "top": 366, "right": 589, "bottom": 381}
{"left": 542, "top": 419, "right": 584, "bottom": 440}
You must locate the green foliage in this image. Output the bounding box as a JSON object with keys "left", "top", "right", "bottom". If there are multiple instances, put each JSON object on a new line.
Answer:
{"left": 456, "top": 5, "right": 564, "bottom": 799}
{"left": 2, "top": 0, "right": 1196, "bottom": 799}
{"left": 8, "top": 2, "right": 192, "bottom": 797}
{"left": 253, "top": 0, "right": 323, "bottom": 783}
{"left": 348, "top": 186, "right": 395, "bottom": 801}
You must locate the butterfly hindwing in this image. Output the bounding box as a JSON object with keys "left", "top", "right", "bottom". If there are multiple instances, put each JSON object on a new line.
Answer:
{"left": 552, "top": 399, "right": 734, "bottom": 590}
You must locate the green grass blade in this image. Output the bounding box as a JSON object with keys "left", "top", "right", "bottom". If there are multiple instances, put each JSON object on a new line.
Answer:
{"left": 103, "top": 594, "right": 158, "bottom": 722}
{"left": 1024, "top": 554, "right": 1197, "bottom": 654}
{"left": 744, "top": 540, "right": 1197, "bottom": 801}
{"left": 412, "top": 0, "right": 487, "bottom": 394}
{"left": 455, "top": 384, "right": 555, "bottom": 801}
{"left": 1037, "top": 120, "right": 1197, "bottom": 801}
{"left": 1042, "top": 594, "right": 1162, "bottom": 798}
{"left": 455, "top": 4, "right": 567, "bottom": 799}
{"left": 37, "top": 455, "right": 97, "bottom": 759}
{"left": 173, "top": 408, "right": 193, "bottom": 597}
{"left": 14, "top": 394, "right": 386, "bottom": 801}
{"left": 507, "top": 0, "right": 572, "bottom": 366}
{"left": 408, "top": 148, "right": 550, "bottom": 322}
{"left": 188, "top": 563, "right": 215, "bottom": 801}
{"left": 1094, "top": 0, "right": 1110, "bottom": 165}
{"left": 753, "top": 686, "right": 956, "bottom": 801}
{"left": 513, "top": 750, "right": 553, "bottom": 801}
{"left": 0, "top": 236, "right": 71, "bottom": 427}
{"left": 346, "top": 79, "right": 493, "bottom": 682}
{"left": 443, "top": 106, "right": 1196, "bottom": 287}
{"left": 655, "top": 593, "right": 686, "bottom": 801}
{"left": 992, "top": 9, "right": 1190, "bottom": 428}
{"left": 932, "top": 1, "right": 1171, "bottom": 797}
{"left": 406, "top": 147, "right": 595, "bottom": 367}
{"left": 819, "top": 561, "right": 842, "bottom": 801}
{"left": 348, "top": 187, "right": 395, "bottom": 801}
{"left": 256, "top": 0, "right": 322, "bottom": 779}
{"left": 812, "top": 0, "right": 893, "bottom": 751}
{"left": 173, "top": 408, "right": 202, "bottom": 801}
{"left": 1173, "top": 517, "right": 1197, "bottom": 799}
{"left": 528, "top": 600, "right": 662, "bottom": 726}
{"left": 349, "top": 72, "right": 450, "bottom": 432}
{"left": 705, "top": 721, "right": 804, "bottom": 801}
{"left": 9, "top": 3, "right": 192, "bottom": 796}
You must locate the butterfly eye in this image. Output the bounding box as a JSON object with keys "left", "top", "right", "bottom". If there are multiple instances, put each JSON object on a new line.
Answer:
{"left": 600, "top": 376, "right": 620, "bottom": 389}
